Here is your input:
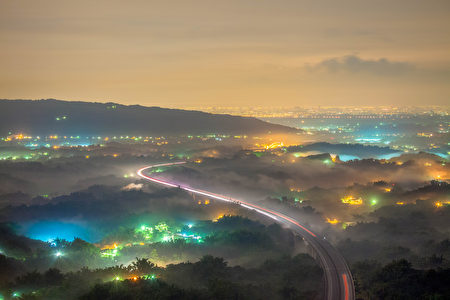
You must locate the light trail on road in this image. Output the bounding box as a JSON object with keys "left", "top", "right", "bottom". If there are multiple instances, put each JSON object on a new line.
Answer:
{"left": 137, "top": 162, "right": 355, "bottom": 300}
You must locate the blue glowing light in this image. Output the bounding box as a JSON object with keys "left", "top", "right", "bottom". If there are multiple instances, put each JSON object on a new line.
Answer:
{"left": 377, "top": 152, "right": 403, "bottom": 160}
{"left": 22, "top": 221, "right": 95, "bottom": 242}
{"left": 338, "top": 155, "right": 360, "bottom": 162}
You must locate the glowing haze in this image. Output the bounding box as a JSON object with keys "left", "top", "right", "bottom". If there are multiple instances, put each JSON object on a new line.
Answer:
{"left": 1, "top": 0, "right": 449, "bottom": 107}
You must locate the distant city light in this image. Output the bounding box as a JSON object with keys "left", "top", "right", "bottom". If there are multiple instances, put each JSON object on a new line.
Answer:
{"left": 341, "top": 196, "right": 363, "bottom": 205}
{"left": 433, "top": 201, "right": 450, "bottom": 208}
{"left": 326, "top": 218, "right": 339, "bottom": 225}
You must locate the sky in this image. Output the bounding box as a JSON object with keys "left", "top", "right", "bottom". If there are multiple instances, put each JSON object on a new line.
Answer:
{"left": 1, "top": 0, "right": 449, "bottom": 108}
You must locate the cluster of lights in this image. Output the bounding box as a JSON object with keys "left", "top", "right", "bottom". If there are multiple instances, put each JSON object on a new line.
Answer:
{"left": 113, "top": 274, "right": 157, "bottom": 282}
{"left": 326, "top": 218, "right": 339, "bottom": 225}
{"left": 101, "top": 243, "right": 119, "bottom": 258}
{"left": 341, "top": 196, "right": 363, "bottom": 205}
{"left": 197, "top": 199, "right": 210, "bottom": 205}
{"left": 154, "top": 222, "right": 169, "bottom": 232}
{"left": 212, "top": 214, "right": 225, "bottom": 222}
{"left": 255, "top": 141, "right": 285, "bottom": 150}
{"left": 435, "top": 201, "right": 450, "bottom": 208}
{"left": 138, "top": 225, "right": 154, "bottom": 240}
{"left": 294, "top": 198, "right": 303, "bottom": 203}
{"left": 101, "top": 222, "right": 205, "bottom": 259}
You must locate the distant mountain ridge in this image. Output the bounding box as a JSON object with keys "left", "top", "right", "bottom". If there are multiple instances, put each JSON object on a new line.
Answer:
{"left": 0, "top": 99, "right": 297, "bottom": 136}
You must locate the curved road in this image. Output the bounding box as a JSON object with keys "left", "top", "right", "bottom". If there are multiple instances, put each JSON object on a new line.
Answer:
{"left": 137, "top": 162, "right": 355, "bottom": 300}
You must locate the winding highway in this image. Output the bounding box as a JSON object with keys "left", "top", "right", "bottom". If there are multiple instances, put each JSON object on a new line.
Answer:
{"left": 137, "top": 162, "right": 355, "bottom": 300}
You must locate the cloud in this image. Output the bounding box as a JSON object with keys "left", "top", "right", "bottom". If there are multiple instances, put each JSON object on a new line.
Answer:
{"left": 308, "top": 55, "right": 414, "bottom": 76}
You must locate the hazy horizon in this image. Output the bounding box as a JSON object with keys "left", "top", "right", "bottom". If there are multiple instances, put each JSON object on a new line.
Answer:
{"left": 1, "top": 98, "right": 449, "bottom": 111}
{"left": 1, "top": 0, "right": 450, "bottom": 107}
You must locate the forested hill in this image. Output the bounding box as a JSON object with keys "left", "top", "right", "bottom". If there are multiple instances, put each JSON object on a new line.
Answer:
{"left": 0, "top": 99, "right": 297, "bottom": 136}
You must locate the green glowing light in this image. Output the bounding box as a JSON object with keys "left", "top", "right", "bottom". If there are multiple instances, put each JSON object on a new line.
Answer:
{"left": 101, "top": 248, "right": 119, "bottom": 258}
{"left": 55, "top": 251, "right": 63, "bottom": 257}
{"left": 294, "top": 198, "right": 303, "bottom": 203}
{"left": 141, "top": 274, "right": 157, "bottom": 280}
{"left": 323, "top": 159, "right": 332, "bottom": 164}
{"left": 187, "top": 224, "right": 193, "bottom": 228}
{"left": 155, "top": 222, "right": 169, "bottom": 232}
{"left": 114, "top": 276, "right": 120, "bottom": 281}
{"left": 370, "top": 198, "right": 378, "bottom": 206}
{"left": 253, "top": 152, "right": 264, "bottom": 157}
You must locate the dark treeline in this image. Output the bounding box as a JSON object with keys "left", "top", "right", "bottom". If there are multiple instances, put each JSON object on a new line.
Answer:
{"left": 3, "top": 256, "right": 449, "bottom": 299}
{"left": 1, "top": 255, "right": 322, "bottom": 300}
{"left": 352, "top": 259, "right": 450, "bottom": 299}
